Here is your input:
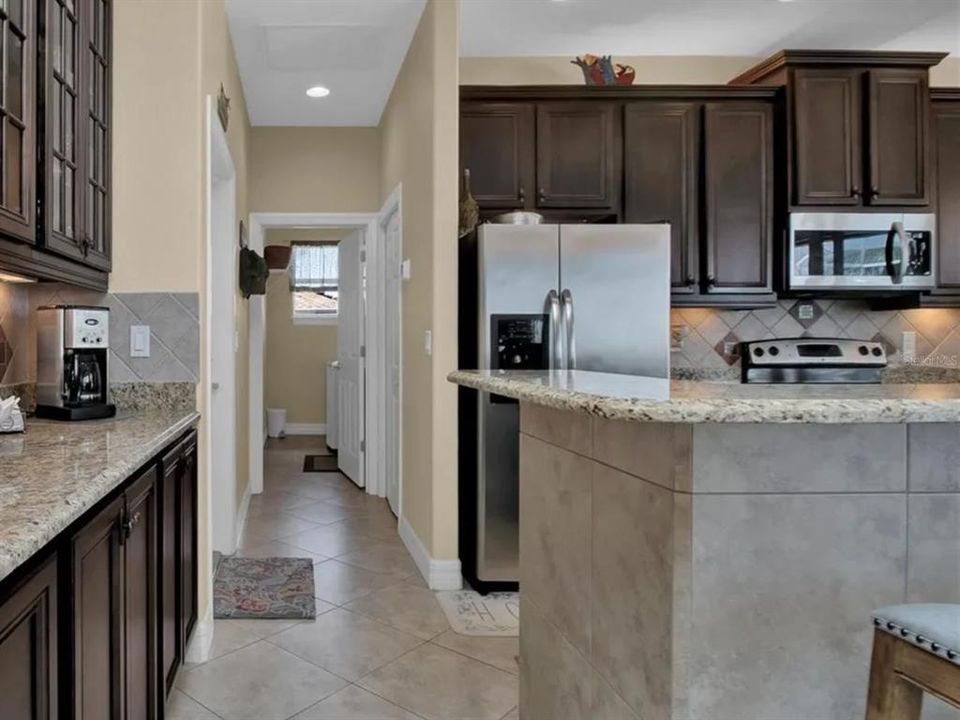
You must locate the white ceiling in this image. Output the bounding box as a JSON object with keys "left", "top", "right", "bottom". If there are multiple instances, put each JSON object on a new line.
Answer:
{"left": 459, "top": 0, "right": 960, "bottom": 58}
{"left": 225, "top": 0, "right": 426, "bottom": 127}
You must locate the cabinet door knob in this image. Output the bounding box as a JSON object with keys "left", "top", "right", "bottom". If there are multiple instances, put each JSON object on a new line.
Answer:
{"left": 518, "top": 186, "right": 525, "bottom": 203}
{"left": 538, "top": 187, "right": 546, "bottom": 203}
{"left": 851, "top": 186, "right": 862, "bottom": 198}
{"left": 706, "top": 274, "right": 716, "bottom": 288}
{"left": 870, "top": 186, "right": 880, "bottom": 199}
{"left": 686, "top": 275, "right": 696, "bottom": 287}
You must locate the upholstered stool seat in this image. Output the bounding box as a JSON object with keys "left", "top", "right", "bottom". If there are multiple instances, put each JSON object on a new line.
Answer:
{"left": 866, "top": 604, "right": 960, "bottom": 720}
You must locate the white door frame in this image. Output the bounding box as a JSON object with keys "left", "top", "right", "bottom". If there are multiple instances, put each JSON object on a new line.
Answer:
{"left": 376, "top": 186, "right": 403, "bottom": 517}
{"left": 247, "top": 212, "right": 384, "bottom": 497}
{"left": 205, "top": 97, "right": 238, "bottom": 555}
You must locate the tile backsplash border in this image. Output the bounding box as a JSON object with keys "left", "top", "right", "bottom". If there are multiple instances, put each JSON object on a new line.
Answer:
{"left": 0, "top": 282, "right": 200, "bottom": 393}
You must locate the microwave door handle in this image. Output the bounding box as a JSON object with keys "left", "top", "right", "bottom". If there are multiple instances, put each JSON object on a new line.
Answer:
{"left": 547, "top": 290, "right": 562, "bottom": 371}
{"left": 561, "top": 289, "right": 576, "bottom": 371}
{"left": 886, "top": 222, "right": 906, "bottom": 285}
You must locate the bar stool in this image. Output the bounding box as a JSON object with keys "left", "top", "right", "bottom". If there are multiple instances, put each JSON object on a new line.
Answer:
{"left": 866, "top": 604, "right": 960, "bottom": 719}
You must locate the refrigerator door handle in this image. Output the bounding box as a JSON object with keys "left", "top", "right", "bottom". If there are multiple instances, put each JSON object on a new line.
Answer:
{"left": 561, "top": 289, "right": 576, "bottom": 370}
{"left": 547, "top": 290, "right": 563, "bottom": 370}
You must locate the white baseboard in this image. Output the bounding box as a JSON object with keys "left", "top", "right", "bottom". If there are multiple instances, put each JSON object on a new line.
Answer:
{"left": 184, "top": 608, "right": 215, "bottom": 664}
{"left": 234, "top": 482, "right": 252, "bottom": 548}
{"left": 399, "top": 515, "right": 462, "bottom": 591}
{"left": 283, "top": 423, "right": 327, "bottom": 436}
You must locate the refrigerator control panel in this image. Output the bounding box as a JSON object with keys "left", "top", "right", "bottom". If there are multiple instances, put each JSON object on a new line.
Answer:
{"left": 491, "top": 314, "right": 550, "bottom": 372}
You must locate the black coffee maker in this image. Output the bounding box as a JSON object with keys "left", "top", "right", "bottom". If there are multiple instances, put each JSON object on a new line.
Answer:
{"left": 36, "top": 306, "right": 116, "bottom": 421}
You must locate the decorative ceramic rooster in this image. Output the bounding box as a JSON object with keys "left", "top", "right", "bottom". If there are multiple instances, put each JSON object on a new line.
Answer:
{"left": 572, "top": 55, "right": 636, "bottom": 86}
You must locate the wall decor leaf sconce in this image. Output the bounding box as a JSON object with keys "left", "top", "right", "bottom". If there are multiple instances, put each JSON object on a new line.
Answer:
{"left": 217, "top": 83, "right": 231, "bottom": 132}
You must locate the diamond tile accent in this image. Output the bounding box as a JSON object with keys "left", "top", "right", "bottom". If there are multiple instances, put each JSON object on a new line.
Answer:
{"left": 714, "top": 332, "right": 741, "bottom": 366}
{"left": 788, "top": 300, "right": 824, "bottom": 329}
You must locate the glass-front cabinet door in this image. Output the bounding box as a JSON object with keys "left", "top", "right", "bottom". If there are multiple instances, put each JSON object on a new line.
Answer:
{"left": 0, "top": 0, "right": 35, "bottom": 243}
{"left": 82, "top": 0, "right": 109, "bottom": 268}
{"left": 42, "top": 0, "right": 109, "bottom": 269}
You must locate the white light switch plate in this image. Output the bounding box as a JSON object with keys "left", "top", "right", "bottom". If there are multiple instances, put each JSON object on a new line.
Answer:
{"left": 130, "top": 325, "right": 150, "bottom": 358}
{"left": 424, "top": 330, "right": 432, "bottom": 356}
{"left": 902, "top": 331, "right": 917, "bottom": 361}
{"left": 401, "top": 259, "right": 411, "bottom": 280}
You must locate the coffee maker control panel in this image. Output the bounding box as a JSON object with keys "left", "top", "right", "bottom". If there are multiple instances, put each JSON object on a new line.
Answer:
{"left": 64, "top": 308, "right": 109, "bottom": 349}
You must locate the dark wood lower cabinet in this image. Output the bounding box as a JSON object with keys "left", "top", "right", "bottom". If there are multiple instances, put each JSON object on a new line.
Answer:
{"left": 0, "top": 428, "right": 197, "bottom": 720}
{"left": 123, "top": 469, "right": 158, "bottom": 720}
{"left": 0, "top": 556, "right": 58, "bottom": 720}
{"left": 71, "top": 495, "right": 123, "bottom": 720}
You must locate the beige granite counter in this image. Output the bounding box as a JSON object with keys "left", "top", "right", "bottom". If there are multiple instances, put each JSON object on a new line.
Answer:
{"left": 0, "top": 409, "right": 199, "bottom": 583}
{"left": 448, "top": 369, "right": 960, "bottom": 424}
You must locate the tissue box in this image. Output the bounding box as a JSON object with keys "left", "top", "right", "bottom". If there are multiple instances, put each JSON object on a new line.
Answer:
{"left": 0, "top": 407, "right": 25, "bottom": 433}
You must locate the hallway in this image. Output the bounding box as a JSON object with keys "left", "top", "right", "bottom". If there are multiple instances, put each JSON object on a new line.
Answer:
{"left": 171, "top": 437, "right": 519, "bottom": 720}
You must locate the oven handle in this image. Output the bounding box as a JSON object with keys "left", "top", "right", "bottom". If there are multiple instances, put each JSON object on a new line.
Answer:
{"left": 885, "top": 221, "right": 907, "bottom": 285}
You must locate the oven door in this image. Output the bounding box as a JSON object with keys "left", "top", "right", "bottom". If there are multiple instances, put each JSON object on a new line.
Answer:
{"left": 789, "top": 213, "right": 935, "bottom": 290}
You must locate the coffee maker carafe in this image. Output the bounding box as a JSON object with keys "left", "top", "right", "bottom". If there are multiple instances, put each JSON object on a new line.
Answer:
{"left": 36, "top": 306, "right": 116, "bottom": 420}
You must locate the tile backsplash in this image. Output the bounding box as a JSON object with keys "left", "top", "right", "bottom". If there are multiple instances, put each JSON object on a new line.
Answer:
{"left": 0, "top": 282, "right": 199, "bottom": 391}
{"left": 672, "top": 300, "right": 960, "bottom": 370}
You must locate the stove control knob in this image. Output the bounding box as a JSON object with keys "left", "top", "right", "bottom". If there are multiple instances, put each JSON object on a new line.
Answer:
{"left": 768, "top": 346, "right": 780, "bottom": 357}
{"left": 872, "top": 347, "right": 883, "bottom": 357}
{"left": 753, "top": 347, "right": 765, "bottom": 357}
{"left": 859, "top": 345, "right": 869, "bottom": 356}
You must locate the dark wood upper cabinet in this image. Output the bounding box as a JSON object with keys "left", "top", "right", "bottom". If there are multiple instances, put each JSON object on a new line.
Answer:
{"left": 536, "top": 102, "right": 619, "bottom": 209}
{"left": 931, "top": 96, "right": 960, "bottom": 295}
{"left": 867, "top": 68, "right": 929, "bottom": 205}
{"left": 0, "top": 556, "right": 57, "bottom": 720}
{"left": 71, "top": 494, "right": 124, "bottom": 720}
{"left": 624, "top": 102, "right": 700, "bottom": 293}
{"left": 460, "top": 102, "right": 534, "bottom": 210}
{"left": 81, "top": 0, "right": 110, "bottom": 268}
{"left": 793, "top": 68, "right": 862, "bottom": 206}
{"left": 40, "top": 0, "right": 110, "bottom": 270}
{"left": 703, "top": 102, "right": 774, "bottom": 294}
{"left": 0, "top": 0, "right": 36, "bottom": 244}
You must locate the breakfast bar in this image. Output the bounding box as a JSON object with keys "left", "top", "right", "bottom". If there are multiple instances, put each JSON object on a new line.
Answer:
{"left": 449, "top": 369, "right": 960, "bottom": 720}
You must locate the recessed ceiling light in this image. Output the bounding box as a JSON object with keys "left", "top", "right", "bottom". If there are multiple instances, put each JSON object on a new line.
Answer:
{"left": 306, "top": 85, "right": 331, "bottom": 98}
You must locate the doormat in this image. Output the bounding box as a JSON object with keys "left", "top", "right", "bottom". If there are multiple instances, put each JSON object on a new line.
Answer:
{"left": 436, "top": 590, "right": 520, "bottom": 637}
{"left": 214, "top": 557, "right": 316, "bottom": 619}
{"left": 303, "top": 454, "right": 340, "bottom": 472}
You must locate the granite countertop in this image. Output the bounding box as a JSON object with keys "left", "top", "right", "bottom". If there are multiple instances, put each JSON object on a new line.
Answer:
{"left": 449, "top": 369, "right": 960, "bottom": 424}
{"left": 0, "top": 409, "right": 199, "bottom": 584}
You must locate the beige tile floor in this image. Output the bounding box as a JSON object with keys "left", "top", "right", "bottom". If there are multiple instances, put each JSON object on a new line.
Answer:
{"left": 174, "top": 436, "right": 519, "bottom": 720}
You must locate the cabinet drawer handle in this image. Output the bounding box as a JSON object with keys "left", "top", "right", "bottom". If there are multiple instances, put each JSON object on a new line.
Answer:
{"left": 538, "top": 187, "right": 546, "bottom": 203}
{"left": 686, "top": 275, "right": 696, "bottom": 288}
{"left": 706, "top": 275, "right": 716, "bottom": 288}
{"left": 518, "top": 186, "right": 525, "bottom": 203}
{"left": 123, "top": 511, "right": 142, "bottom": 539}
{"left": 851, "top": 186, "right": 862, "bottom": 198}
{"left": 870, "top": 186, "right": 880, "bottom": 199}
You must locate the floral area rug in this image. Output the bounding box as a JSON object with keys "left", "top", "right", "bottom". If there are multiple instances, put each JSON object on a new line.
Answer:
{"left": 213, "top": 556, "right": 316, "bottom": 619}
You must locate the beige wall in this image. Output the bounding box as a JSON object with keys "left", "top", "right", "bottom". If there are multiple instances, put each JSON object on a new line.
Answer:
{"left": 249, "top": 127, "right": 381, "bottom": 213}
{"left": 379, "top": 0, "right": 459, "bottom": 560}
{"left": 459, "top": 55, "right": 758, "bottom": 85}
{"left": 264, "top": 229, "right": 345, "bottom": 426}
{"left": 461, "top": 54, "right": 960, "bottom": 87}
{"left": 113, "top": 0, "right": 251, "bottom": 620}
{"left": 932, "top": 56, "right": 960, "bottom": 86}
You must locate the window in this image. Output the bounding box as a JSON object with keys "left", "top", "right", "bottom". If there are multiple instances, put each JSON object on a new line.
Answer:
{"left": 290, "top": 242, "right": 338, "bottom": 323}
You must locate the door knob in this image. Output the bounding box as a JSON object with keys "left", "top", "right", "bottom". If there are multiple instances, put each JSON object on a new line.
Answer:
{"left": 706, "top": 275, "right": 716, "bottom": 288}
{"left": 518, "top": 186, "right": 526, "bottom": 204}
{"left": 686, "top": 275, "right": 696, "bottom": 288}
{"left": 851, "top": 186, "right": 862, "bottom": 198}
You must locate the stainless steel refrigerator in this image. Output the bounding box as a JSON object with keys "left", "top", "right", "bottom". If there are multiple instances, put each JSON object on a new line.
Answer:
{"left": 458, "top": 223, "right": 671, "bottom": 592}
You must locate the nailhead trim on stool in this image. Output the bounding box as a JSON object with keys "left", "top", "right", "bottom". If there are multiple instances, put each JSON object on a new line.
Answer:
{"left": 873, "top": 615, "right": 960, "bottom": 666}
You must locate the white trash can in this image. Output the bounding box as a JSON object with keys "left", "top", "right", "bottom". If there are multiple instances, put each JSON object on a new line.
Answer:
{"left": 266, "top": 408, "right": 287, "bottom": 438}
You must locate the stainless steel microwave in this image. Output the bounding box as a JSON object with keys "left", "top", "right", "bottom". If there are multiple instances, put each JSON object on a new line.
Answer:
{"left": 789, "top": 213, "right": 935, "bottom": 290}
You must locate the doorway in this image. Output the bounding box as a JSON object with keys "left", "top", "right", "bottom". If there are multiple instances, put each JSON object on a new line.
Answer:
{"left": 206, "top": 99, "right": 238, "bottom": 555}
{"left": 247, "top": 213, "right": 384, "bottom": 498}
{"left": 379, "top": 189, "right": 403, "bottom": 515}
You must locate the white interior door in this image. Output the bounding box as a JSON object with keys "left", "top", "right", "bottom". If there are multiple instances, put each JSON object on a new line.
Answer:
{"left": 384, "top": 210, "right": 402, "bottom": 514}
{"left": 337, "top": 229, "right": 365, "bottom": 487}
{"left": 210, "top": 162, "right": 237, "bottom": 552}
